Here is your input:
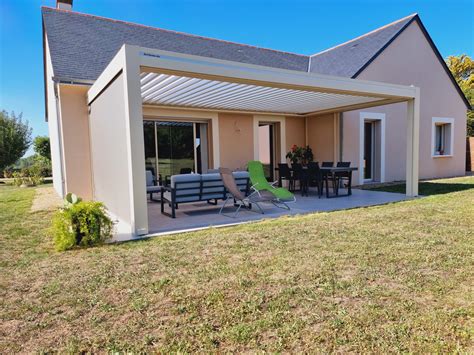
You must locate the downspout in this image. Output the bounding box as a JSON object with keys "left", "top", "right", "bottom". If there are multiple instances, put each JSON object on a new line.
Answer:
{"left": 339, "top": 112, "right": 344, "bottom": 161}
{"left": 54, "top": 82, "right": 67, "bottom": 197}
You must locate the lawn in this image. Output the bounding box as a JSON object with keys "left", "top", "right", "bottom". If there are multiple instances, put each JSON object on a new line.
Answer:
{"left": 1, "top": 177, "right": 473, "bottom": 353}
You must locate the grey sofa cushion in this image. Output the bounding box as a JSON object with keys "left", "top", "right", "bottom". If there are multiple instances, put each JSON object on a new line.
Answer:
{"left": 232, "top": 171, "right": 249, "bottom": 192}
{"left": 147, "top": 186, "right": 162, "bottom": 193}
{"left": 171, "top": 174, "right": 201, "bottom": 202}
{"left": 146, "top": 170, "right": 156, "bottom": 186}
{"left": 201, "top": 173, "right": 224, "bottom": 197}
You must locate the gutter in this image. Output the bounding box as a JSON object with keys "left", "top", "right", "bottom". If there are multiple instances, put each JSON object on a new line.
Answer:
{"left": 52, "top": 76, "right": 95, "bottom": 86}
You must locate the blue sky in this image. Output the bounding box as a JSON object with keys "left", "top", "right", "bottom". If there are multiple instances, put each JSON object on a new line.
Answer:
{"left": 0, "top": 0, "right": 473, "bottom": 156}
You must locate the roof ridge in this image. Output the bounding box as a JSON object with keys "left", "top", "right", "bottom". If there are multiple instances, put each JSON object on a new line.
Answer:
{"left": 310, "top": 13, "right": 418, "bottom": 58}
{"left": 41, "top": 6, "right": 309, "bottom": 59}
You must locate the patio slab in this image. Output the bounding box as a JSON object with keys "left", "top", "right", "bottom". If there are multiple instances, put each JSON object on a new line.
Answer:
{"left": 147, "top": 188, "right": 411, "bottom": 236}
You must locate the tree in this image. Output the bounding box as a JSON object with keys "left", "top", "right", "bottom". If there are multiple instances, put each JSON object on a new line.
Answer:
{"left": 0, "top": 110, "right": 32, "bottom": 170}
{"left": 33, "top": 136, "right": 51, "bottom": 161}
{"left": 446, "top": 55, "right": 474, "bottom": 136}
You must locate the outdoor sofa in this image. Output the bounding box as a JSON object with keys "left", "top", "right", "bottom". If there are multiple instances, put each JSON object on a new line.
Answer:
{"left": 160, "top": 172, "right": 249, "bottom": 218}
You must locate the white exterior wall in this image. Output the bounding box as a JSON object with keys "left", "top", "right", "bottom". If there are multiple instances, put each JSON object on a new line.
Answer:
{"left": 45, "top": 36, "right": 64, "bottom": 197}
{"left": 89, "top": 73, "right": 134, "bottom": 237}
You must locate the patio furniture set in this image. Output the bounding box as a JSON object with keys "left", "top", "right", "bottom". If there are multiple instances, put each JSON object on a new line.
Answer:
{"left": 146, "top": 161, "right": 357, "bottom": 218}
{"left": 277, "top": 161, "right": 357, "bottom": 198}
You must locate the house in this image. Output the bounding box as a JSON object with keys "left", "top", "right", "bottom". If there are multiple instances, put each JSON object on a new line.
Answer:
{"left": 43, "top": 0, "right": 469, "bottom": 238}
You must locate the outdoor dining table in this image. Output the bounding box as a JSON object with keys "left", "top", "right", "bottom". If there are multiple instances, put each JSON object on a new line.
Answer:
{"left": 276, "top": 165, "right": 358, "bottom": 198}
{"left": 319, "top": 166, "right": 358, "bottom": 198}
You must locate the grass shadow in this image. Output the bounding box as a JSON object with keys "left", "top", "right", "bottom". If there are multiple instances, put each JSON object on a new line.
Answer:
{"left": 371, "top": 181, "right": 474, "bottom": 196}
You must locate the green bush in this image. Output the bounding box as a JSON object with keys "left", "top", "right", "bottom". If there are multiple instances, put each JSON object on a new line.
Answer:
{"left": 52, "top": 198, "right": 114, "bottom": 251}
{"left": 12, "top": 168, "right": 43, "bottom": 187}
{"left": 32, "top": 155, "right": 52, "bottom": 177}
{"left": 2, "top": 167, "right": 14, "bottom": 178}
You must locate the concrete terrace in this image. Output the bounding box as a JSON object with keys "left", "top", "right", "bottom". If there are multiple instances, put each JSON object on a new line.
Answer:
{"left": 147, "top": 188, "right": 411, "bottom": 236}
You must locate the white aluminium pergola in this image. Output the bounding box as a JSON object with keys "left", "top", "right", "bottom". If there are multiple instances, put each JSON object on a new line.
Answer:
{"left": 87, "top": 44, "right": 420, "bottom": 239}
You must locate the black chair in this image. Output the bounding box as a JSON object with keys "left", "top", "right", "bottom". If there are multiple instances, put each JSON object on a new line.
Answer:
{"left": 180, "top": 168, "right": 192, "bottom": 174}
{"left": 307, "top": 161, "right": 322, "bottom": 198}
{"left": 335, "top": 162, "right": 351, "bottom": 192}
{"left": 278, "top": 163, "right": 293, "bottom": 190}
{"left": 291, "top": 163, "right": 303, "bottom": 192}
{"left": 320, "top": 162, "right": 336, "bottom": 195}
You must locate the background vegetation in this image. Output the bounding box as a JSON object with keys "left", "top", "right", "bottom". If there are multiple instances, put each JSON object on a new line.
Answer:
{"left": 446, "top": 54, "right": 474, "bottom": 136}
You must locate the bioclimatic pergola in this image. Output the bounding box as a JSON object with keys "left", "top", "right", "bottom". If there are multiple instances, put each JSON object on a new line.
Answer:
{"left": 87, "top": 44, "right": 420, "bottom": 239}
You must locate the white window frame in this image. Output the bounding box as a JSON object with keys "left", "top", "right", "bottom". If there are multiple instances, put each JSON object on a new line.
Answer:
{"left": 431, "top": 117, "right": 454, "bottom": 158}
{"left": 359, "top": 112, "right": 386, "bottom": 184}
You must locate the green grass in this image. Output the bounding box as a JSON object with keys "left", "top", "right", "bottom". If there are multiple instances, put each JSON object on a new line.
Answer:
{"left": 1, "top": 178, "right": 473, "bottom": 352}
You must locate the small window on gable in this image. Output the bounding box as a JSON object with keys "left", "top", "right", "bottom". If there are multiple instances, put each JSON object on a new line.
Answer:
{"left": 432, "top": 118, "right": 454, "bottom": 157}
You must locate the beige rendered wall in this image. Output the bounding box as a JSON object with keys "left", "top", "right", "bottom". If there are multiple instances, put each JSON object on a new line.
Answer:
{"left": 59, "top": 85, "right": 93, "bottom": 199}
{"left": 285, "top": 116, "right": 305, "bottom": 153}
{"left": 343, "top": 104, "right": 407, "bottom": 185}
{"left": 89, "top": 73, "right": 132, "bottom": 230}
{"left": 218, "top": 113, "right": 254, "bottom": 170}
{"left": 307, "top": 113, "right": 336, "bottom": 162}
{"left": 343, "top": 21, "right": 467, "bottom": 185}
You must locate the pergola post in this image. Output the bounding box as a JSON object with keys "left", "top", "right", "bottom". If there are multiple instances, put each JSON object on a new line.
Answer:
{"left": 406, "top": 91, "right": 420, "bottom": 197}
{"left": 123, "top": 45, "right": 149, "bottom": 235}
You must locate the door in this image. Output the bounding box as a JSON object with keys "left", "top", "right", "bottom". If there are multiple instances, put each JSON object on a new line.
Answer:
{"left": 363, "top": 121, "right": 375, "bottom": 181}
{"left": 258, "top": 123, "right": 275, "bottom": 180}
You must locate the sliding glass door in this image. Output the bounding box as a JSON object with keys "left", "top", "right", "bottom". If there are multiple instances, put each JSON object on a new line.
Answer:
{"left": 143, "top": 120, "right": 209, "bottom": 182}
{"left": 157, "top": 121, "right": 195, "bottom": 178}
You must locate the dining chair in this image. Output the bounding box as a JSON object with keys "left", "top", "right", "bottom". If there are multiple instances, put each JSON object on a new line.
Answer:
{"left": 307, "top": 161, "right": 322, "bottom": 198}
{"left": 278, "top": 163, "right": 293, "bottom": 190}
{"left": 321, "top": 162, "right": 336, "bottom": 195}
{"left": 335, "top": 162, "right": 351, "bottom": 192}
{"left": 291, "top": 163, "right": 303, "bottom": 192}
{"left": 180, "top": 167, "right": 192, "bottom": 174}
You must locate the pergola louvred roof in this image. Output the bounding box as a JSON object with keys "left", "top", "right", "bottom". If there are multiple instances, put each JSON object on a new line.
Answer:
{"left": 139, "top": 72, "right": 385, "bottom": 115}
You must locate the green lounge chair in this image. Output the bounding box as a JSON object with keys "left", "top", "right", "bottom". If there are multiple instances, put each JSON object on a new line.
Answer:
{"left": 247, "top": 160, "right": 296, "bottom": 209}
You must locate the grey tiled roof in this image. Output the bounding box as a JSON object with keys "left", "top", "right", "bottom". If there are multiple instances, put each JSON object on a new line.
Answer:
{"left": 43, "top": 9, "right": 470, "bottom": 110}
{"left": 42, "top": 7, "right": 309, "bottom": 81}
{"left": 42, "top": 7, "right": 418, "bottom": 81}
{"left": 309, "top": 14, "right": 417, "bottom": 78}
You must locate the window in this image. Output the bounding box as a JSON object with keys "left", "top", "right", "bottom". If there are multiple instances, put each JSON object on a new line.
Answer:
{"left": 432, "top": 118, "right": 454, "bottom": 157}
{"left": 435, "top": 124, "right": 446, "bottom": 154}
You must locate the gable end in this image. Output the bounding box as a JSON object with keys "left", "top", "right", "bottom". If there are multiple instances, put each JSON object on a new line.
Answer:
{"left": 354, "top": 15, "right": 471, "bottom": 110}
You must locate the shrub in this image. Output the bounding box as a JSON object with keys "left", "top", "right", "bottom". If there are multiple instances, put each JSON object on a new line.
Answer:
{"left": 52, "top": 194, "right": 114, "bottom": 251}
{"left": 12, "top": 167, "right": 43, "bottom": 187}
{"left": 2, "top": 167, "right": 14, "bottom": 178}
{"left": 32, "top": 155, "right": 52, "bottom": 177}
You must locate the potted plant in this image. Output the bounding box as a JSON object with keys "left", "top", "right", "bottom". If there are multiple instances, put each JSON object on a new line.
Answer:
{"left": 286, "top": 145, "right": 314, "bottom": 166}
{"left": 286, "top": 144, "right": 303, "bottom": 165}
{"left": 302, "top": 145, "right": 314, "bottom": 165}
